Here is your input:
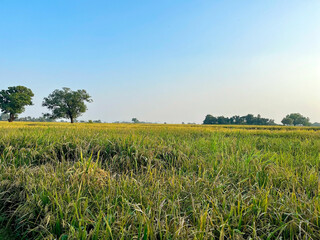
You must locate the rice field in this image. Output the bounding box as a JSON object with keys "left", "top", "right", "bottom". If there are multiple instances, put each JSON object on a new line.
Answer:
{"left": 0, "top": 122, "right": 319, "bottom": 239}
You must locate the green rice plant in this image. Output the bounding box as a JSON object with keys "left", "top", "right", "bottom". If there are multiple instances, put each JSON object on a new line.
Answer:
{"left": 0, "top": 122, "right": 319, "bottom": 239}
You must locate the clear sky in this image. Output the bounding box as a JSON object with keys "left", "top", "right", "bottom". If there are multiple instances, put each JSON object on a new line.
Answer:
{"left": 1, "top": 0, "right": 319, "bottom": 123}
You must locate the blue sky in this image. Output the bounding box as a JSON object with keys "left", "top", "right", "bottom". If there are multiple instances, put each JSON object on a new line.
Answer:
{"left": 1, "top": 1, "right": 319, "bottom": 123}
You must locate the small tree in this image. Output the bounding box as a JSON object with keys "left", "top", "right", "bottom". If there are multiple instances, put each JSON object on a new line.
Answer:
{"left": 203, "top": 114, "right": 217, "bottom": 124}
{"left": 0, "top": 86, "right": 34, "bottom": 122}
{"left": 132, "top": 118, "right": 139, "bottom": 123}
{"left": 43, "top": 88, "right": 92, "bottom": 123}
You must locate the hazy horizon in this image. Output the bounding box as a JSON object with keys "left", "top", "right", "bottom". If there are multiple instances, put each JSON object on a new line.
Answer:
{"left": 1, "top": 1, "right": 319, "bottom": 124}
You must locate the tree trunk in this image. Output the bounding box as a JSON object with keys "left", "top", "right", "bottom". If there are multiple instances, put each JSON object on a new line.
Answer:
{"left": 70, "top": 117, "right": 74, "bottom": 123}
{"left": 8, "top": 113, "right": 14, "bottom": 122}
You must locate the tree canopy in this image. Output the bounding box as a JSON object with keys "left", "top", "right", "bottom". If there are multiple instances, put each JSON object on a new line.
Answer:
{"left": 0, "top": 86, "right": 34, "bottom": 122}
{"left": 281, "top": 113, "right": 311, "bottom": 126}
{"left": 132, "top": 118, "right": 140, "bottom": 123}
{"left": 16, "top": 116, "right": 55, "bottom": 122}
{"left": 42, "top": 88, "right": 92, "bottom": 123}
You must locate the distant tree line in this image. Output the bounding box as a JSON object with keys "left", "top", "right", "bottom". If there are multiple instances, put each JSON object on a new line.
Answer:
{"left": 203, "top": 114, "right": 275, "bottom": 125}
{"left": 86, "top": 120, "right": 102, "bottom": 123}
{"left": 0, "top": 113, "right": 104, "bottom": 123}
{"left": 16, "top": 116, "right": 55, "bottom": 122}
{"left": 130, "top": 118, "right": 155, "bottom": 124}
{"left": 204, "top": 113, "right": 315, "bottom": 126}
{"left": 0, "top": 113, "right": 49, "bottom": 122}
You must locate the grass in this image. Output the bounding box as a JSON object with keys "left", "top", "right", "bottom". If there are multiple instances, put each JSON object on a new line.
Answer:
{"left": 0, "top": 122, "right": 319, "bottom": 239}
{"left": 0, "top": 227, "right": 16, "bottom": 240}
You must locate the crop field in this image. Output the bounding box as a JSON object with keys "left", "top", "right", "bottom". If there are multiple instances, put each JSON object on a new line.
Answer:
{"left": 0, "top": 122, "right": 320, "bottom": 239}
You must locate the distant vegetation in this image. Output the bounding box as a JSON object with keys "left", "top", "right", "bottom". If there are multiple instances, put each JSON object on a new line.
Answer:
{"left": 0, "top": 114, "right": 54, "bottom": 122}
{"left": 16, "top": 116, "right": 55, "bottom": 122}
{"left": 281, "top": 113, "right": 311, "bottom": 126}
{"left": 0, "top": 86, "right": 319, "bottom": 126}
{"left": 203, "top": 114, "right": 275, "bottom": 125}
{"left": 204, "top": 113, "right": 316, "bottom": 126}
{"left": 86, "top": 120, "right": 102, "bottom": 123}
{"left": 132, "top": 117, "right": 140, "bottom": 123}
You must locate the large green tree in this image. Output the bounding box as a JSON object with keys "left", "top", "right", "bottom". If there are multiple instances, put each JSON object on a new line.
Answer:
{"left": 0, "top": 86, "right": 34, "bottom": 122}
{"left": 43, "top": 88, "right": 92, "bottom": 123}
{"left": 203, "top": 114, "right": 218, "bottom": 124}
{"left": 281, "top": 116, "right": 294, "bottom": 126}
{"left": 281, "top": 113, "right": 311, "bottom": 126}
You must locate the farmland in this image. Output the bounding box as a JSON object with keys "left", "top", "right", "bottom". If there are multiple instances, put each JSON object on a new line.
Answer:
{"left": 0, "top": 122, "right": 320, "bottom": 239}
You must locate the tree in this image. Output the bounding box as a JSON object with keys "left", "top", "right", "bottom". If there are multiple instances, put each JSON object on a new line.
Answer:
{"left": 203, "top": 114, "right": 218, "bottom": 124}
{"left": 0, "top": 86, "right": 34, "bottom": 122}
{"left": 203, "top": 113, "right": 275, "bottom": 126}
{"left": 217, "top": 116, "right": 230, "bottom": 124}
{"left": 231, "top": 115, "right": 244, "bottom": 125}
{"left": 281, "top": 117, "right": 293, "bottom": 126}
{"left": 42, "top": 88, "right": 92, "bottom": 123}
{"left": 245, "top": 114, "right": 255, "bottom": 125}
{"left": 132, "top": 118, "right": 139, "bottom": 123}
{"left": 281, "top": 113, "right": 311, "bottom": 126}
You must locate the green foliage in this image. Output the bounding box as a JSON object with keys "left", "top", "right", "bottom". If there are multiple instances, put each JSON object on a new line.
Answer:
{"left": 203, "top": 114, "right": 275, "bottom": 125}
{"left": 203, "top": 114, "right": 217, "bottom": 124}
{"left": 132, "top": 118, "right": 139, "bottom": 123}
{"left": 0, "top": 123, "right": 319, "bottom": 239}
{"left": 0, "top": 86, "right": 34, "bottom": 122}
{"left": 281, "top": 116, "right": 294, "bottom": 126}
{"left": 16, "top": 116, "right": 55, "bottom": 122}
{"left": 281, "top": 113, "right": 311, "bottom": 126}
{"left": 42, "top": 88, "right": 92, "bottom": 123}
